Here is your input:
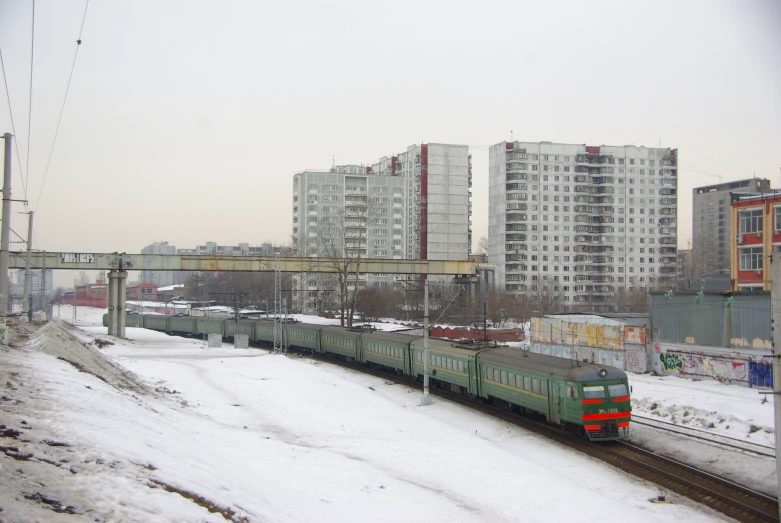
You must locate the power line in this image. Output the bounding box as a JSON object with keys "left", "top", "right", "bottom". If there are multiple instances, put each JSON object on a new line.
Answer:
{"left": 0, "top": 47, "right": 28, "bottom": 199}
{"left": 35, "top": 0, "right": 90, "bottom": 210}
{"left": 25, "top": 0, "right": 35, "bottom": 208}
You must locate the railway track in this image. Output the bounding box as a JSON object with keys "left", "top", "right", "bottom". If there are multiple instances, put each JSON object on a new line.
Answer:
{"left": 300, "top": 350, "right": 779, "bottom": 523}
{"left": 601, "top": 441, "right": 778, "bottom": 523}
{"left": 631, "top": 414, "right": 775, "bottom": 458}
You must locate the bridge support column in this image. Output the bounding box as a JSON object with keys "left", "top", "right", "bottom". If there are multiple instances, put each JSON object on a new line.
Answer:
{"left": 107, "top": 270, "right": 128, "bottom": 338}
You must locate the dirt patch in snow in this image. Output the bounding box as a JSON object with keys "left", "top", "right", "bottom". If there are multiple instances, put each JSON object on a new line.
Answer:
{"left": 26, "top": 320, "right": 147, "bottom": 394}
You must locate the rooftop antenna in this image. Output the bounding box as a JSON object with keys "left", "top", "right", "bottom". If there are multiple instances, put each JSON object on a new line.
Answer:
{"left": 331, "top": 155, "right": 335, "bottom": 169}
{"left": 510, "top": 130, "right": 514, "bottom": 141}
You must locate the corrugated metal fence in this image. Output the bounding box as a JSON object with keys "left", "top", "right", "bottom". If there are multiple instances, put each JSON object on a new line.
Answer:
{"left": 648, "top": 291, "right": 771, "bottom": 349}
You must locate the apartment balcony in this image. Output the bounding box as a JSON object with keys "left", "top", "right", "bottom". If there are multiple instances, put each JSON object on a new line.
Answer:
{"left": 506, "top": 223, "right": 528, "bottom": 232}
{"left": 660, "top": 197, "right": 677, "bottom": 205}
{"left": 660, "top": 247, "right": 676, "bottom": 255}
{"left": 506, "top": 173, "right": 527, "bottom": 182}
{"left": 574, "top": 245, "right": 613, "bottom": 254}
{"left": 660, "top": 266, "right": 677, "bottom": 275}
{"left": 506, "top": 213, "right": 528, "bottom": 223}
{"left": 659, "top": 237, "right": 676, "bottom": 245}
{"left": 661, "top": 256, "right": 677, "bottom": 264}
{"left": 660, "top": 208, "right": 677, "bottom": 216}
{"left": 660, "top": 188, "right": 677, "bottom": 196}
{"left": 659, "top": 217, "right": 677, "bottom": 226}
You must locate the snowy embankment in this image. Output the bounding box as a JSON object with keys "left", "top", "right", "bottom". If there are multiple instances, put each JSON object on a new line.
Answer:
{"left": 0, "top": 307, "right": 773, "bottom": 521}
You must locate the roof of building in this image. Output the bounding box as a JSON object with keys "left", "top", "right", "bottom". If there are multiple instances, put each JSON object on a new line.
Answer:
{"left": 542, "top": 314, "right": 627, "bottom": 327}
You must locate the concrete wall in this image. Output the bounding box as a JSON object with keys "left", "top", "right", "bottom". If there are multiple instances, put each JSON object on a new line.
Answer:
{"left": 650, "top": 341, "right": 773, "bottom": 387}
{"left": 528, "top": 340, "right": 648, "bottom": 373}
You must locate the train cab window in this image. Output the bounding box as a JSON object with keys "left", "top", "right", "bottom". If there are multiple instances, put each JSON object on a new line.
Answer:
{"left": 608, "top": 384, "right": 628, "bottom": 397}
{"left": 501, "top": 371, "right": 507, "bottom": 384}
{"left": 523, "top": 376, "right": 531, "bottom": 391}
{"left": 567, "top": 385, "right": 579, "bottom": 398}
{"left": 583, "top": 385, "right": 606, "bottom": 399}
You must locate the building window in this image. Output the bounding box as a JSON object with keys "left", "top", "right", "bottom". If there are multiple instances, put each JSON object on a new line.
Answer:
{"left": 739, "top": 247, "right": 763, "bottom": 271}
{"left": 739, "top": 208, "right": 763, "bottom": 234}
{"left": 775, "top": 206, "right": 781, "bottom": 232}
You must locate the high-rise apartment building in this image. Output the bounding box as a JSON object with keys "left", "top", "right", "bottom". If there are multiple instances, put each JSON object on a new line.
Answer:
{"left": 692, "top": 178, "right": 770, "bottom": 274}
{"left": 140, "top": 242, "right": 178, "bottom": 287}
{"left": 370, "top": 144, "right": 472, "bottom": 260}
{"left": 488, "top": 141, "right": 678, "bottom": 311}
{"left": 291, "top": 143, "right": 472, "bottom": 312}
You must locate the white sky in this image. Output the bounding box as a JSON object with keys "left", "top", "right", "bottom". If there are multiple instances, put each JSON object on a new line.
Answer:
{"left": 1, "top": 0, "right": 780, "bottom": 288}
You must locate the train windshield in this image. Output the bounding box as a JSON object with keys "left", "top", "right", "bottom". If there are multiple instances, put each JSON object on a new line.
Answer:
{"left": 582, "top": 385, "right": 605, "bottom": 399}
{"left": 608, "top": 384, "right": 628, "bottom": 397}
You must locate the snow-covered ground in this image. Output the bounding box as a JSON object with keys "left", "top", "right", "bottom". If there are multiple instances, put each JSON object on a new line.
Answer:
{"left": 0, "top": 307, "right": 775, "bottom": 521}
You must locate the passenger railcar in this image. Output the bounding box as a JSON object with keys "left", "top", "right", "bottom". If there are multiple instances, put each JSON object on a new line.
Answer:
{"left": 411, "top": 338, "right": 480, "bottom": 395}
{"left": 103, "top": 313, "right": 631, "bottom": 441}
{"left": 362, "top": 331, "right": 415, "bottom": 375}
{"left": 320, "top": 326, "right": 361, "bottom": 359}
{"left": 478, "top": 349, "right": 630, "bottom": 441}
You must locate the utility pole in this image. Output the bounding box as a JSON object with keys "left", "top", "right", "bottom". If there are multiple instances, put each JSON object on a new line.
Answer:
{"left": 22, "top": 211, "right": 33, "bottom": 321}
{"left": 770, "top": 256, "right": 781, "bottom": 521}
{"left": 72, "top": 278, "right": 77, "bottom": 323}
{"left": 0, "top": 133, "right": 12, "bottom": 316}
{"left": 422, "top": 277, "right": 431, "bottom": 406}
{"left": 40, "top": 250, "right": 45, "bottom": 320}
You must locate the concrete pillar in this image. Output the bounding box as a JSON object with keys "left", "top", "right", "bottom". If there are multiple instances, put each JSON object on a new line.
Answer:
{"left": 117, "top": 271, "right": 127, "bottom": 338}
{"left": 108, "top": 271, "right": 118, "bottom": 336}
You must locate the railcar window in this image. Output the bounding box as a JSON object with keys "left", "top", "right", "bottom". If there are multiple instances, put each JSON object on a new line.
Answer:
{"left": 567, "top": 385, "right": 579, "bottom": 398}
{"left": 524, "top": 376, "right": 531, "bottom": 391}
{"left": 494, "top": 369, "right": 500, "bottom": 382}
{"left": 437, "top": 356, "right": 442, "bottom": 367}
{"left": 608, "top": 384, "right": 628, "bottom": 397}
{"left": 532, "top": 379, "right": 539, "bottom": 394}
{"left": 458, "top": 361, "right": 464, "bottom": 373}
{"left": 501, "top": 371, "right": 507, "bottom": 384}
{"left": 583, "top": 385, "right": 606, "bottom": 399}
{"left": 516, "top": 375, "right": 522, "bottom": 389}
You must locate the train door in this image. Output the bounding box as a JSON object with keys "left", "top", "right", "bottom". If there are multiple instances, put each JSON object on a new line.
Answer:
{"left": 548, "top": 381, "right": 561, "bottom": 424}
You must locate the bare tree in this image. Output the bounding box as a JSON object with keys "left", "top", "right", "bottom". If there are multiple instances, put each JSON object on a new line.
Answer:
{"left": 316, "top": 199, "right": 377, "bottom": 327}
{"left": 475, "top": 235, "right": 488, "bottom": 256}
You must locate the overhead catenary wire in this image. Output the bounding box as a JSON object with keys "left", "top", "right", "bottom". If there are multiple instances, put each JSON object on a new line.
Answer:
{"left": 35, "top": 0, "right": 90, "bottom": 211}
{"left": 0, "top": 47, "right": 28, "bottom": 200}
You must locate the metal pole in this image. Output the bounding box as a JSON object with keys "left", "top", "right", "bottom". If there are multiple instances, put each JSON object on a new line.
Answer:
{"left": 22, "top": 211, "right": 33, "bottom": 320}
{"left": 0, "top": 133, "right": 12, "bottom": 315}
{"left": 771, "top": 257, "right": 781, "bottom": 520}
{"left": 72, "top": 278, "right": 77, "bottom": 323}
{"left": 422, "top": 278, "right": 431, "bottom": 405}
{"left": 40, "top": 250, "right": 45, "bottom": 320}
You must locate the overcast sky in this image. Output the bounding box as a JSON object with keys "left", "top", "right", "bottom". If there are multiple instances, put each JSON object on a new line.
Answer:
{"left": 1, "top": 0, "right": 780, "bottom": 288}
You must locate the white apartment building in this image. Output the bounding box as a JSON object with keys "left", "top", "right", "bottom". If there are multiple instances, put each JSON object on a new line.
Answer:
{"left": 140, "top": 241, "right": 178, "bottom": 287}
{"left": 370, "top": 144, "right": 472, "bottom": 260}
{"left": 488, "top": 141, "right": 678, "bottom": 311}
{"left": 292, "top": 143, "right": 472, "bottom": 312}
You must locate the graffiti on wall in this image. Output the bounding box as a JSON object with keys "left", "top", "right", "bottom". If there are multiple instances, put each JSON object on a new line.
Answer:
{"left": 653, "top": 343, "right": 764, "bottom": 385}
{"left": 660, "top": 352, "right": 683, "bottom": 371}
{"left": 748, "top": 360, "right": 773, "bottom": 388}
{"left": 624, "top": 326, "right": 646, "bottom": 345}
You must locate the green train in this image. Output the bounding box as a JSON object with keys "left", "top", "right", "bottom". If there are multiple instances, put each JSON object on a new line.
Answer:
{"left": 105, "top": 314, "right": 631, "bottom": 441}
